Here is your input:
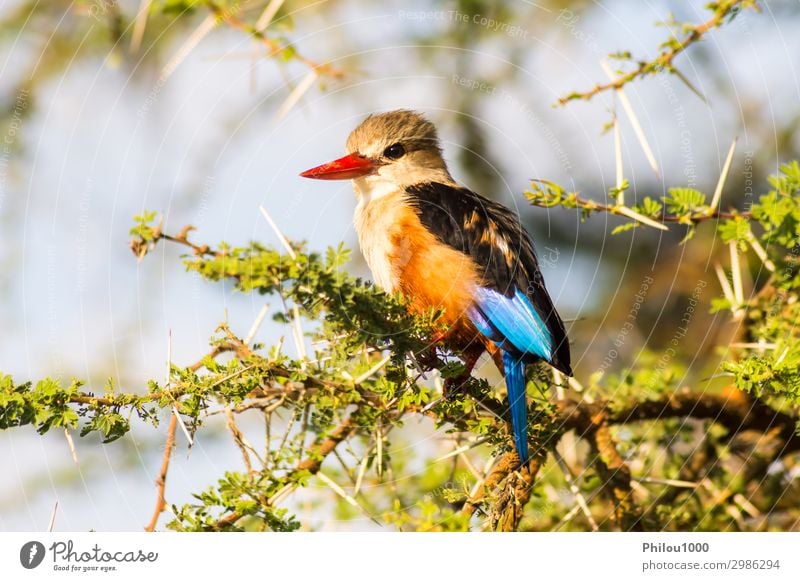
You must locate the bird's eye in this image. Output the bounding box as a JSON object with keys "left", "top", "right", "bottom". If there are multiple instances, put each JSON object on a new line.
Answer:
{"left": 383, "top": 143, "right": 406, "bottom": 159}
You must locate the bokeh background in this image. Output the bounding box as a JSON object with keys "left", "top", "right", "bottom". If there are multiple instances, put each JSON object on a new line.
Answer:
{"left": 1, "top": 0, "right": 798, "bottom": 530}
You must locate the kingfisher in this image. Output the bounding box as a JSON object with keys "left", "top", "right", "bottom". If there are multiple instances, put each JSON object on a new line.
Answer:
{"left": 300, "top": 110, "right": 571, "bottom": 465}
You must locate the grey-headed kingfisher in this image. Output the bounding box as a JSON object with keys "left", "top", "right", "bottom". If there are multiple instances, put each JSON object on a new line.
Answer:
{"left": 300, "top": 110, "right": 571, "bottom": 465}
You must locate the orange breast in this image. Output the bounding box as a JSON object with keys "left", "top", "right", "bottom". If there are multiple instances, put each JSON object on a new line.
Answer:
{"left": 389, "top": 207, "right": 483, "bottom": 346}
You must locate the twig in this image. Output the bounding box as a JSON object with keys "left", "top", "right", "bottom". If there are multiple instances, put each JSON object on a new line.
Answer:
{"left": 558, "top": 388, "right": 800, "bottom": 456}
{"left": 714, "top": 262, "right": 737, "bottom": 308}
{"left": 159, "top": 232, "right": 216, "bottom": 257}
{"left": 528, "top": 186, "right": 750, "bottom": 225}
{"left": 553, "top": 448, "right": 599, "bottom": 531}
{"left": 291, "top": 305, "right": 307, "bottom": 362}
{"left": 637, "top": 476, "right": 699, "bottom": 489}
{"left": 489, "top": 461, "right": 541, "bottom": 531}
{"left": 555, "top": 400, "right": 644, "bottom": 530}
{"left": 555, "top": 503, "right": 583, "bottom": 530}
{"left": 435, "top": 437, "right": 489, "bottom": 462}
{"left": 729, "top": 342, "right": 776, "bottom": 350}
{"left": 224, "top": 407, "right": 255, "bottom": 473}
{"left": 591, "top": 423, "right": 644, "bottom": 530}
{"left": 353, "top": 446, "right": 371, "bottom": 496}
{"left": 376, "top": 419, "right": 384, "bottom": 479}
{"left": 145, "top": 413, "right": 178, "bottom": 531}
{"left": 207, "top": 3, "right": 343, "bottom": 79}
{"left": 468, "top": 454, "right": 499, "bottom": 500}
{"left": 167, "top": 331, "right": 193, "bottom": 446}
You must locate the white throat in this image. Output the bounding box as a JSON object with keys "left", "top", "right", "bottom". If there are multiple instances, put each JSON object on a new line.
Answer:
{"left": 352, "top": 173, "right": 400, "bottom": 204}
{"left": 351, "top": 174, "right": 407, "bottom": 293}
{"left": 349, "top": 164, "right": 453, "bottom": 292}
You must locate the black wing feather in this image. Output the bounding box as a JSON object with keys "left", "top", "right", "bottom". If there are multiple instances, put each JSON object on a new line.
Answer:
{"left": 406, "top": 182, "right": 572, "bottom": 375}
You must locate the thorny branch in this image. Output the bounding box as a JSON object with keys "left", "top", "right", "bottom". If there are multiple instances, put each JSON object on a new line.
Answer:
{"left": 557, "top": 0, "right": 759, "bottom": 106}
{"left": 60, "top": 346, "right": 800, "bottom": 532}
{"left": 205, "top": 1, "right": 344, "bottom": 80}
{"left": 13, "top": 213, "right": 800, "bottom": 531}
{"left": 563, "top": 403, "right": 644, "bottom": 531}
{"left": 527, "top": 186, "right": 752, "bottom": 225}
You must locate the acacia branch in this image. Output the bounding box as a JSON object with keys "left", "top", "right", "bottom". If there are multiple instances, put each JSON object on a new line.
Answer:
{"left": 205, "top": 1, "right": 344, "bottom": 79}
{"left": 556, "top": 400, "right": 644, "bottom": 530}
{"left": 528, "top": 188, "right": 752, "bottom": 225}
{"left": 558, "top": 389, "right": 800, "bottom": 455}
{"left": 557, "top": 0, "right": 758, "bottom": 106}
{"left": 554, "top": 387, "right": 800, "bottom": 528}
{"left": 462, "top": 452, "right": 517, "bottom": 519}
{"left": 460, "top": 451, "right": 542, "bottom": 532}
{"left": 607, "top": 388, "right": 800, "bottom": 454}
{"left": 490, "top": 459, "right": 541, "bottom": 532}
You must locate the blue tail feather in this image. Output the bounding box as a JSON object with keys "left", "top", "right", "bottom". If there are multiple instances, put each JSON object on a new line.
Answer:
{"left": 503, "top": 351, "right": 529, "bottom": 465}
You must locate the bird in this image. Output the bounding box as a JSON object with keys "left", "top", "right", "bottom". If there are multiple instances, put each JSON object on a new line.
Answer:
{"left": 300, "top": 110, "right": 571, "bottom": 465}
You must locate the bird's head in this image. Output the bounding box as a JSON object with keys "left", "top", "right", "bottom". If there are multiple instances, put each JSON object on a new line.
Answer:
{"left": 300, "top": 109, "right": 453, "bottom": 195}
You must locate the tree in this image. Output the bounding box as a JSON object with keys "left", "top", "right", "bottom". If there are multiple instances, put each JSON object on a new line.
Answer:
{"left": 1, "top": 0, "right": 798, "bottom": 532}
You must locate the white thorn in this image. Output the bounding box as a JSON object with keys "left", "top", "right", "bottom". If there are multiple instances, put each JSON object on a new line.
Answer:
{"left": 745, "top": 231, "right": 775, "bottom": 272}
{"left": 256, "top": 0, "right": 286, "bottom": 31}
{"left": 244, "top": 304, "right": 270, "bottom": 345}
{"left": 159, "top": 14, "right": 218, "bottom": 83}
{"left": 615, "top": 205, "right": 669, "bottom": 231}
{"left": 601, "top": 60, "right": 660, "bottom": 178}
{"left": 274, "top": 69, "right": 318, "bottom": 123}
{"left": 259, "top": 205, "right": 297, "bottom": 259}
{"left": 709, "top": 138, "right": 737, "bottom": 214}
{"left": 714, "top": 262, "right": 736, "bottom": 306}
{"left": 47, "top": 500, "right": 59, "bottom": 532}
{"left": 130, "top": 0, "right": 153, "bottom": 55}
{"left": 613, "top": 111, "right": 625, "bottom": 206}
{"left": 64, "top": 428, "right": 79, "bottom": 466}
{"left": 729, "top": 241, "right": 745, "bottom": 305}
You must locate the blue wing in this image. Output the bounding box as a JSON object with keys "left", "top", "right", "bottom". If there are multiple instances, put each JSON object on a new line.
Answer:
{"left": 468, "top": 286, "right": 554, "bottom": 465}
{"left": 468, "top": 286, "right": 553, "bottom": 361}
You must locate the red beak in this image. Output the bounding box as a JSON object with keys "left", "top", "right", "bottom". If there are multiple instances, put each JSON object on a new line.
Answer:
{"left": 299, "top": 153, "right": 377, "bottom": 180}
